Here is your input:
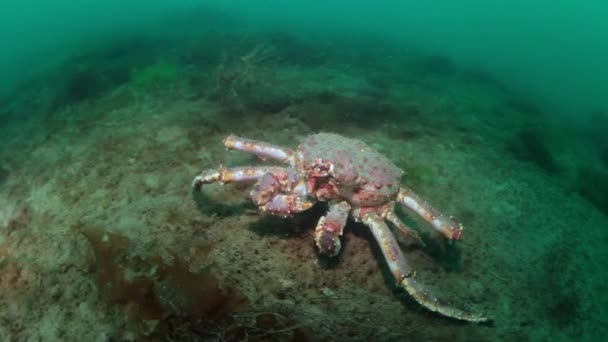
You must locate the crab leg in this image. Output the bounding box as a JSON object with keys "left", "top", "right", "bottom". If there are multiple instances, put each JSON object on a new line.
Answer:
{"left": 383, "top": 210, "right": 426, "bottom": 247}
{"left": 224, "top": 135, "right": 297, "bottom": 166}
{"left": 354, "top": 210, "right": 489, "bottom": 323}
{"left": 314, "top": 201, "right": 351, "bottom": 257}
{"left": 193, "top": 166, "right": 275, "bottom": 190}
{"left": 397, "top": 187, "right": 464, "bottom": 240}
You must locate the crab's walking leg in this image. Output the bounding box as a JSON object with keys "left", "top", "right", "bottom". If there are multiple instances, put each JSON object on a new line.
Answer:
{"left": 354, "top": 210, "right": 489, "bottom": 323}
{"left": 193, "top": 166, "right": 276, "bottom": 190}
{"left": 224, "top": 135, "right": 297, "bottom": 166}
{"left": 314, "top": 201, "right": 351, "bottom": 257}
{"left": 383, "top": 210, "right": 426, "bottom": 247}
{"left": 397, "top": 187, "right": 464, "bottom": 240}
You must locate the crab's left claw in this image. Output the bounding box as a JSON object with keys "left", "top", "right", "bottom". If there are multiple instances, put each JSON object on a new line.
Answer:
{"left": 354, "top": 209, "right": 490, "bottom": 323}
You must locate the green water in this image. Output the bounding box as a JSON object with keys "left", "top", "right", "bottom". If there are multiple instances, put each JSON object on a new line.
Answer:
{"left": 0, "top": 1, "right": 606, "bottom": 341}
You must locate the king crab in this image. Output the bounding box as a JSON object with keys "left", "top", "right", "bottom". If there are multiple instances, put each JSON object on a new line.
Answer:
{"left": 193, "top": 133, "right": 488, "bottom": 323}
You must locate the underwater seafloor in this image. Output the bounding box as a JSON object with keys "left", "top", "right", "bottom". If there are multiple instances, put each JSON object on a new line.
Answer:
{"left": 1, "top": 12, "right": 608, "bottom": 342}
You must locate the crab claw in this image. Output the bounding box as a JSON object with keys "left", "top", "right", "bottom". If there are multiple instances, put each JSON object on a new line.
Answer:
{"left": 314, "top": 201, "right": 350, "bottom": 257}
{"left": 259, "top": 194, "right": 314, "bottom": 215}
{"left": 249, "top": 169, "right": 314, "bottom": 216}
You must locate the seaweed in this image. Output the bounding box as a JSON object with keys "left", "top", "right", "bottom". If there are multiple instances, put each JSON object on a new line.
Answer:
{"left": 76, "top": 224, "right": 313, "bottom": 340}
{"left": 76, "top": 224, "right": 247, "bottom": 338}
{"left": 403, "top": 164, "right": 436, "bottom": 190}
{"left": 47, "top": 36, "right": 166, "bottom": 111}
{"left": 130, "top": 61, "right": 179, "bottom": 90}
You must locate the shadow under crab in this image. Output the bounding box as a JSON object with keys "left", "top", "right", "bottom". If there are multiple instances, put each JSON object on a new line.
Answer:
{"left": 192, "top": 132, "right": 489, "bottom": 323}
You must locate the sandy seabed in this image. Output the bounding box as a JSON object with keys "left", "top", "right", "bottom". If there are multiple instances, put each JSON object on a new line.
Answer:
{"left": 0, "top": 28, "right": 607, "bottom": 341}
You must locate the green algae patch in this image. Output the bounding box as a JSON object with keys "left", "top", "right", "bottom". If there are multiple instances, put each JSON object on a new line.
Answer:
{"left": 130, "top": 61, "right": 178, "bottom": 90}
{"left": 404, "top": 164, "right": 436, "bottom": 189}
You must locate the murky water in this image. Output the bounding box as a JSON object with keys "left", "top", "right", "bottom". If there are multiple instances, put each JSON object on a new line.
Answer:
{"left": 1, "top": 2, "right": 606, "bottom": 341}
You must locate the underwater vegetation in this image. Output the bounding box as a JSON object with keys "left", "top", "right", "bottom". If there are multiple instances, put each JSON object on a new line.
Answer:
{"left": 48, "top": 37, "right": 165, "bottom": 111}
{"left": 130, "top": 60, "right": 179, "bottom": 91}
{"left": 402, "top": 164, "right": 436, "bottom": 191}
{"left": 77, "top": 224, "right": 312, "bottom": 341}
{"left": 77, "top": 224, "right": 246, "bottom": 338}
